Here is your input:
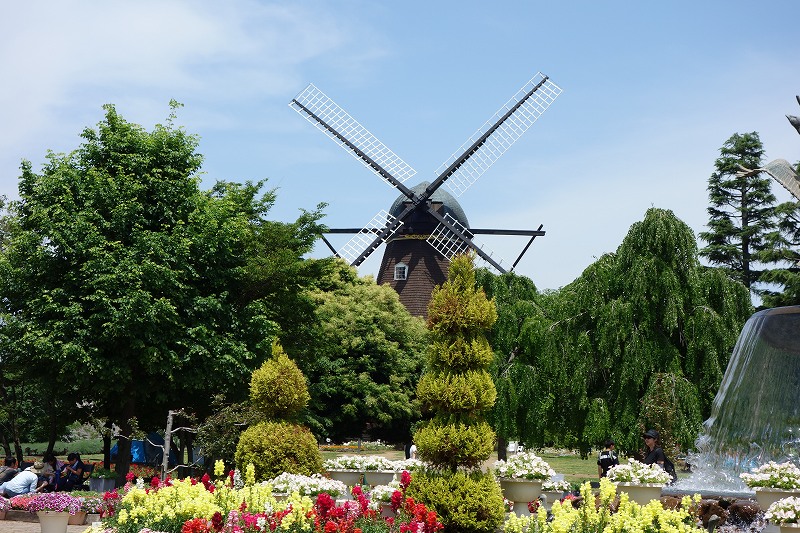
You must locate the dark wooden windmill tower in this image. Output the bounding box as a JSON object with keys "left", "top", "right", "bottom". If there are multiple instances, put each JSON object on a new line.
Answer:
{"left": 290, "top": 73, "right": 562, "bottom": 317}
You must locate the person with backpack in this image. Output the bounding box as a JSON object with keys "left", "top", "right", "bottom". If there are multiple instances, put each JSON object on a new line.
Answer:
{"left": 642, "top": 429, "right": 677, "bottom": 483}
{"left": 597, "top": 439, "right": 619, "bottom": 478}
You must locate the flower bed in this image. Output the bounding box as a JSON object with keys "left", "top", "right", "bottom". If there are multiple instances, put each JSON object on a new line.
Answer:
{"left": 503, "top": 478, "right": 704, "bottom": 533}
{"left": 323, "top": 454, "right": 396, "bottom": 471}
{"left": 542, "top": 479, "right": 572, "bottom": 492}
{"left": 741, "top": 461, "right": 800, "bottom": 490}
{"left": 767, "top": 496, "right": 800, "bottom": 525}
{"left": 607, "top": 458, "right": 672, "bottom": 485}
{"left": 266, "top": 472, "right": 346, "bottom": 497}
{"left": 26, "top": 492, "right": 81, "bottom": 514}
{"left": 494, "top": 451, "right": 555, "bottom": 480}
{"left": 0, "top": 496, "right": 10, "bottom": 512}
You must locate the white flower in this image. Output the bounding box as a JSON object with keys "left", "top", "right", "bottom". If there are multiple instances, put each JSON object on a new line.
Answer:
{"left": 323, "top": 455, "right": 396, "bottom": 471}
{"left": 741, "top": 462, "right": 800, "bottom": 490}
{"left": 542, "top": 478, "right": 572, "bottom": 492}
{"left": 606, "top": 459, "right": 671, "bottom": 485}
{"left": 267, "top": 472, "right": 347, "bottom": 497}
{"left": 767, "top": 496, "right": 800, "bottom": 524}
{"left": 369, "top": 480, "right": 401, "bottom": 504}
{"left": 493, "top": 452, "right": 555, "bottom": 480}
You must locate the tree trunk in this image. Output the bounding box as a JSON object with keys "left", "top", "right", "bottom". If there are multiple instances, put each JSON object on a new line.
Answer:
{"left": 103, "top": 420, "right": 112, "bottom": 470}
{"left": 114, "top": 397, "right": 136, "bottom": 487}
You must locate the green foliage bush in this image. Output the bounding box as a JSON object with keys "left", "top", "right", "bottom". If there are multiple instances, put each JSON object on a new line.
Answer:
{"left": 426, "top": 337, "right": 494, "bottom": 372}
{"left": 196, "top": 398, "right": 257, "bottom": 468}
{"left": 407, "top": 469, "right": 505, "bottom": 533}
{"left": 414, "top": 420, "right": 494, "bottom": 471}
{"left": 234, "top": 421, "right": 322, "bottom": 480}
{"left": 250, "top": 341, "right": 309, "bottom": 420}
{"left": 416, "top": 370, "right": 496, "bottom": 414}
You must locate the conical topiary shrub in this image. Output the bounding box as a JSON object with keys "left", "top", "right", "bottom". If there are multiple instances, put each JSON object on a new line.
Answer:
{"left": 235, "top": 340, "right": 322, "bottom": 480}
{"left": 408, "top": 254, "right": 505, "bottom": 533}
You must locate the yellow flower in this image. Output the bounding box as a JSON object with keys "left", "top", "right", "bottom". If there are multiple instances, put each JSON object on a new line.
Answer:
{"left": 214, "top": 459, "right": 225, "bottom": 478}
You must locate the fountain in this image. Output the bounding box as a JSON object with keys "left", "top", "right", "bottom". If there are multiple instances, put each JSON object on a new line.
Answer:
{"left": 668, "top": 306, "right": 800, "bottom": 497}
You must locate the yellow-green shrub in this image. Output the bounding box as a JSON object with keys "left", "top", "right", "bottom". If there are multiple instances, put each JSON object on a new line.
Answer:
{"left": 427, "top": 336, "right": 494, "bottom": 372}
{"left": 250, "top": 341, "right": 309, "bottom": 420}
{"left": 417, "top": 370, "right": 497, "bottom": 414}
{"left": 414, "top": 420, "right": 495, "bottom": 471}
{"left": 407, "top": 469, "right": 504, "bottom": 533}
{"left": 235, "top": 421, "right": 322, "bottom": 479}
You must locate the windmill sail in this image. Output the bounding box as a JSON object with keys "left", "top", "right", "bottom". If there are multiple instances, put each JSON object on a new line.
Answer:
{"left": 290, "top": 84, "right": 416, "bottom": 190}
{"left": 433, "top": 73, "right": 562, "bottom": 197}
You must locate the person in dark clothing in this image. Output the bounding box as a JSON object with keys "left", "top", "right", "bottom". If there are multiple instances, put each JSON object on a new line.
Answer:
{"left": 597, "top": 438, "right": 620, "bottom": 478}
{"left": 0, "top": 457, "right": 19, "bottom": 483}
{"left": 642, "top": 429, "right": 667, "bottom": 467}
{"left": 61, "top": 452, "right": 85, "bottom": 491}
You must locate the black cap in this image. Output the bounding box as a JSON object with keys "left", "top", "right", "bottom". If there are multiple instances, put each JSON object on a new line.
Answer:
{"left": 642, "top": 429, "right": 659, "bottom": 439}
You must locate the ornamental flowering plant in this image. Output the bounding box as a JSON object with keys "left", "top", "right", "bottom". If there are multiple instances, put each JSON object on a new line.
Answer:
{"left": 0, "top": 496, "right": 10, "bottom": 512}
{"left": 740, "top": 461, "right": 800, "bottom": 490}
{"left": 267, "top": 472, "right": 347, "bottom": 497}
{"left": 766, "top": 496, "right": 800, "bottom": 525}
{"left": 542, "top": 479, "right": 572, "bottom": 492}
{"left": 323, "top": 455, "right": 396, "bottom": 471}
{"left": 606, "top": 459, "right": 671, "bottom": 485}
{"left": 26, "top": 492, "right": 81, "bottom": 514}
{"left": 368, "top": 480, "right": 402, "bottom": 505}
{"left": 494, "top": 451, "right": 556, "bottom": 480}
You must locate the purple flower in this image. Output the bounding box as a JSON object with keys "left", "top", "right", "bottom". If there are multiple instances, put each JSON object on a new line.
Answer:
{"left": 26, "top": 493, "right": 81, "bottom": 515}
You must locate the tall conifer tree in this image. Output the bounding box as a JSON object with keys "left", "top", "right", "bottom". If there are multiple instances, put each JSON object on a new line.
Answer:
{"left": 700, "top": 132, "right": 777, "bottom": 294}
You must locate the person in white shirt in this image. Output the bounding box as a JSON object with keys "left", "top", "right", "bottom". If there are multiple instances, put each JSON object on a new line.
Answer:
{"left": 0, "top": 461, "right": 47, "bottom": 497}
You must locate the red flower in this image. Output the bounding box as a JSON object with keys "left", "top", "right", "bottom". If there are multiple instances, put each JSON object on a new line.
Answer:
{"left": 400, "top": 470, "right": 411, "bottom": 489}
{"left": 125, "top": 472, "right": 135, "bottom": 482}
{"left": 150, "top": 476, "right": 161, "bottom": 488}
{"left": 211, "top": 511, "right": 223, "bottom": 531}
{"left": 324, "top": 520, "right": 338, "bottom": 533}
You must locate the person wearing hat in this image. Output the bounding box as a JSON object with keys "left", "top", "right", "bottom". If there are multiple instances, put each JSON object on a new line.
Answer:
{"left": 597, "top": 438, "right": 619, "bottom": 478}
{"left": 642, "top": 429, "right": 667, "bottom": 467}
{"left": 0, "top": 460, "right": 48, "bottom": 497}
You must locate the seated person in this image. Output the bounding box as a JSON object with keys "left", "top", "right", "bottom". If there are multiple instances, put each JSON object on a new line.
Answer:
{"left": 39, "top": 454, "right": 64, "bottom": 492}
{"left": 61, "top": 452, "right": 85, "bottom": 491}
{"left": 0, "top": 457, "right": 19, "bottom": 483}
{"left": 0, "top": 461, "right": 47, "bottom": 497}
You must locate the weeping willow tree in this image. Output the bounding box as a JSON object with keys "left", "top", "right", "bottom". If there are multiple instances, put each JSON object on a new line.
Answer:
{"left": 480, "top": 208, "right": 753, "bottom": 455}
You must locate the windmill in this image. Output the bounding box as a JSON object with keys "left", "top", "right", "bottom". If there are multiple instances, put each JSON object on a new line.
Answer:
{"left": 290, "top": 72, "right": 562, "bottom": 317}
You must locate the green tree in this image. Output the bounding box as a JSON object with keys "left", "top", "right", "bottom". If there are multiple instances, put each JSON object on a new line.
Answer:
{"left": 293, "top": 261, "right": 427, "bottom": 442}
{"left": 0, "top": 103, "right": 325, "bottom": 478}
{"left": 761, "top": 161, "right": 800, "bottom": 307}
{"left": 478, "top": 209, "right": 752, "bottom": 456}
{"left": 410, "top": 254, "right": 505, "bottom": 533}
{"left": 700, "top": 132, "right": 777, "bottom": 295}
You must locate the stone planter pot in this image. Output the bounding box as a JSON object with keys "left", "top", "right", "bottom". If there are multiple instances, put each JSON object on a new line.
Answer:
{"left": 499, "top": 478, "right": 543, "bottom": 516}
{"left": 37, "top": 511, "right": 70, "bottom": 533}
{"left": 89, "top": 477, "right": 116, "bottom": 493}
{"left": 364, "top": 471, "right": 395, "bottom": 487}
{"left": 780, "top": 524, "right": 800, "bottom": 533}
{"left": 379, "top": 502, "right": 395, "bottom": 517}
{"left": 327, "top": 469, "right": 364, "bottom": 487}
{"left": 86, "top": 513, "right": 101, "bottom": 524}
{"left": 0, "top": 510, "right": 6, "bottom": 520}
{"left": 756, "top": 488, "right": 800, "bottom": 512}
{"left": 68, "top": 511, "right": 88, "bottom": 525}
{"left": 615, "top": 482, "right": 663, "bottom": 505}
{"left": 540, "top": 490, "right": 564, "bottom": 510}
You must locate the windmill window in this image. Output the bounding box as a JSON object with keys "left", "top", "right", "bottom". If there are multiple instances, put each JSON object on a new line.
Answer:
{"left": 394, "top": 262, "right": 408, "bottom": 280}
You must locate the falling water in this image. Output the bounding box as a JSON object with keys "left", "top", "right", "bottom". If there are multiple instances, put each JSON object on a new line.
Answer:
{"left": 670, "top": 306, "right": 800, "bottom": 496}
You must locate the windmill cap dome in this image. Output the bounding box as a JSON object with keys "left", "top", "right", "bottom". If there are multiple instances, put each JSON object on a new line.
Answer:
{"left": 389, "top": 181, "right": 470, "bottom": 228}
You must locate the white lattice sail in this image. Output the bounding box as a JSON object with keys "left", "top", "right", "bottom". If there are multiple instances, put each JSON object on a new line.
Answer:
{"left": 338, "top": 210, "right": 402, "bottom": 264}
{"left": 427, "top": 214, "right": 504, "bottom": 270}
{"left": 290, "top": 84, "right": 417, "bottom": 186}
{"left": 436, "top": 73, "right": 562, "bottom": 197}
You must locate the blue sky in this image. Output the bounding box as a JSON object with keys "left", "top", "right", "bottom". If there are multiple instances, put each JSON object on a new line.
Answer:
{"left": 2, "top": 1, "right": 799, "bottom": 291}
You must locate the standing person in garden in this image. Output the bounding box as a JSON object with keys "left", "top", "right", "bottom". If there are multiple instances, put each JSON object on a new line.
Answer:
{"left": 642, "top": 429, "right": 666, "bottom": 467}
{"left": 642, "top": 429, "right": 678, "bottom": 482}
{"left": 597, "top": 438, "right": 619, "bottom": 478}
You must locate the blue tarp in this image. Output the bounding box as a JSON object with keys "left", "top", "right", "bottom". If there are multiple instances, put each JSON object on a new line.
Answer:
{"left": 111, "top": 432, "right": 176, "bottom": 465}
